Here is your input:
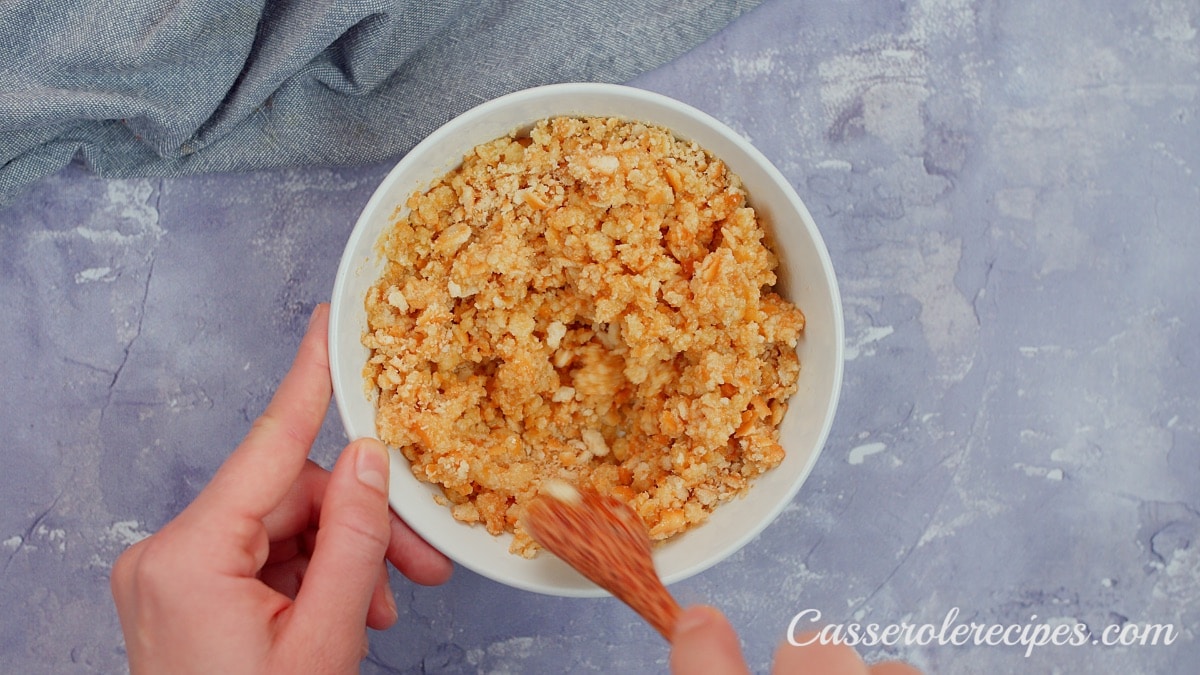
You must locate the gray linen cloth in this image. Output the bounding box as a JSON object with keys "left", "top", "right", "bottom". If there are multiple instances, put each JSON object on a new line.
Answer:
{"left": 0, "top": 0, "right": 761, "bottom": 205}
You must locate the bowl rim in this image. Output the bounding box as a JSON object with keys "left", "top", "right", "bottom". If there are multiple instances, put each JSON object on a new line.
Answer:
{"left": 329, "top": 81, "right": 844, "bottom": 596}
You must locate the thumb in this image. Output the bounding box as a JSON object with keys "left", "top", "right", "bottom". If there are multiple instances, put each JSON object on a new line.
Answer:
{"left": 288, "top": 439, "right": 393, "bottom": 655}
{"left": 670, "top": 606, "right": 751, "bottom": 675}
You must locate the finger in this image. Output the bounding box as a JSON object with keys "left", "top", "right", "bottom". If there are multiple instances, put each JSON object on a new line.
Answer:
{"left": 263, "top": 534, "right": 305, "bottom": 567}
{"left": 195, "top": 304, "right": 332, "bottom": 523}
{"left": 288, "top": 438, "right": 392, "bottom": 651}
{"left": 385, "top": 512, "right": 453, "bottom": 586}
{"left": 260, "top": 461, "right": 331, "bottom": 543}
{"left": 365, "top": 564, "right": 399, "bottom": 630}
{"left": 773, "top": 630, "right": 870, "bottom": 675}
{"left": 268, "top": 472, "right": 399, "bottom": 629}
{"left": 259, "top": 556, "right": 310, "bottom": 599}
{"left": 263, "top": 457, "right": 451, "bottom": 586}
{"left": 669, "top": 605, "right": 751, "bottom": 675}
{"left": 264, "top": 456, "right": 453, "bottom": 587}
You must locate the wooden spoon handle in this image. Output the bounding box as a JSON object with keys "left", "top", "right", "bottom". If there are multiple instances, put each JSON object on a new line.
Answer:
{"left": 612, "top": 576, "right": 683, "bottom": 641}
{"left": 522, "top": 484, "right": 685, "bottom": 641}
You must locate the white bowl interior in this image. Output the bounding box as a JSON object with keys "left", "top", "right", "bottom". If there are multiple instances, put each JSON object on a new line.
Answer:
{"left": 329, "top": 83, "right": 844, "bottom": 597}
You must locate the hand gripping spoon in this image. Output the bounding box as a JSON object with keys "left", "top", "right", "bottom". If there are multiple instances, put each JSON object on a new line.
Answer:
{"left": 520, "top": 480, "right": 683, "bottom": 641}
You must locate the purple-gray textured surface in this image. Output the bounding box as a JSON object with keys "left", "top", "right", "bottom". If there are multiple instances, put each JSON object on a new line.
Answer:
{"left": 2, "top": 0, "right": 1198, "bottom": 672}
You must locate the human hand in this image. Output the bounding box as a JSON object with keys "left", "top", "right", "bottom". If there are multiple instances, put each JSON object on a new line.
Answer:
{"left": 670, "top": 605, "right": 921, "bottom": 675}
{"left": 110, "top": 304, "right": 452, "bottom": 674}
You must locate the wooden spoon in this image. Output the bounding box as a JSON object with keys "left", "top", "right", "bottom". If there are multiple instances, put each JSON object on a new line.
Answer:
{"left": 520, "top": 480, "right": 683, "bottom": 641}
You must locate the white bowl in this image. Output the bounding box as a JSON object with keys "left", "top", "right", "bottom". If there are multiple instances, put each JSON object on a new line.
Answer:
{"left": 329, "top": 83, "right": 843, "bottom": 597}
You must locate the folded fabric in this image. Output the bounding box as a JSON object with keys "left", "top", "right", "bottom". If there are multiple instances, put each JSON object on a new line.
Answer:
{"left": 0, "top": 0, "right": 761, "bottom": 206}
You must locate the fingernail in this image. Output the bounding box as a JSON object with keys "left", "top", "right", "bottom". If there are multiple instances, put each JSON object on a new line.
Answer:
{"left": 385, "top": 587, "right": 398, "bottom": 620}
{"left": 356, "top": 440, "right": 389, "bottom": 493}
{"left": 673, "top": 605, "right": 718, "bottom": 636}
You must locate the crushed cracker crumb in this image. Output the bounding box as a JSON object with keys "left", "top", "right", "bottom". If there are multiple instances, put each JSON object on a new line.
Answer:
{"left": 364, "top": 116, "right": 804, "bottom": 557}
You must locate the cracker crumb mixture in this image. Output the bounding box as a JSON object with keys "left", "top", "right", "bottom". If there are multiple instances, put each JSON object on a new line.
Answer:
{"left": 363, "top": 116, "right": 804, "bottom": 556}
